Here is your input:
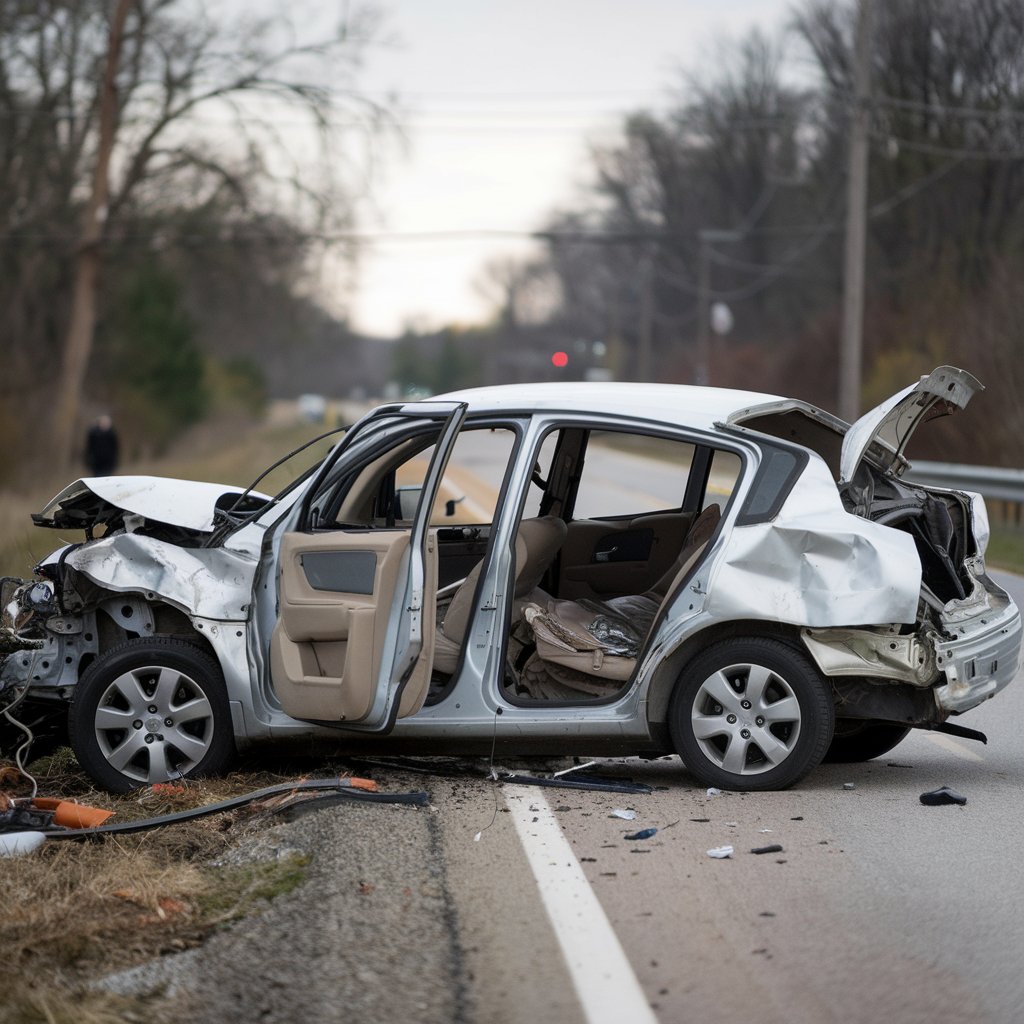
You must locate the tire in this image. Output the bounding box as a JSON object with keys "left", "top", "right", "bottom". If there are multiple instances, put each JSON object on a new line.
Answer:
{"left": 668, "top": 637, "right": 835, "bottom": 791}
{"left": 824, "top": 719, "right": 911, "bottom": 763}
{"left": 68, "top": 637, "right": 235, "bottom": 793}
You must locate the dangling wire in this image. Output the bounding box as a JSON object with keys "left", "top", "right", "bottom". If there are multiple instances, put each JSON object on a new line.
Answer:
{"left": 473, "top": 707, "right": 502, "bottom": 842}
{"left": 2, "top": 701, "right": 39, "bottom": 800}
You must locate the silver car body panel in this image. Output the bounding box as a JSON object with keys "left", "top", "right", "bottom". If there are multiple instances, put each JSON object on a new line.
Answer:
{"left": 801, "top": 626, "right": 938, "bottom": 686}
{"left": 54, "top": 533, "right": 261, "bottom": 623}
{"left": 37, "top": 476, "right": 269, "bottom": 534}
{"left": 838, "top": 366, "right": 982, "bottom": 484}
{"left": 933, "top": 595, "right": 1021, "bottom": 712}
{"left": 703, "top": 451, "right": 922, "bottom": 627}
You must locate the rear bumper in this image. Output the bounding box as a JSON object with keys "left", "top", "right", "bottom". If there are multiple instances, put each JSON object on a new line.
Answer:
{"left": 933, "top": 600, "right": 1022, "bottom": 713}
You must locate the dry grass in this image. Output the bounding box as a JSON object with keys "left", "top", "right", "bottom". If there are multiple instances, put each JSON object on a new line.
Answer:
{"left": 0, "top": 749, "right": 334, "bottom": 1024}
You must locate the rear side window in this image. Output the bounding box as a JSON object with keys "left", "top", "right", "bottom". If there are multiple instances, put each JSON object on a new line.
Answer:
{"left": 735, "top": 443, "right": 807, "bottom": 525}
{"left": 573, "top": 431, "right": 696, "bottom": 519}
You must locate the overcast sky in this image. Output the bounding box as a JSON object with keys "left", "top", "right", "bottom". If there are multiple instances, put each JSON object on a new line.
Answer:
{"left": 344, "top": 0, "right": 798, "bottom": 336}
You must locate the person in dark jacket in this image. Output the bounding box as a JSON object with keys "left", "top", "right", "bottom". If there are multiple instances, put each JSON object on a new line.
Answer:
{"left": 85, "top": 414, "right": 119, "bottom": 476}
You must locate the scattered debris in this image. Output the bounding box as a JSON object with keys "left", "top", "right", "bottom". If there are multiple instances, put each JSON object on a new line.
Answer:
{"left": 41, "top": 778, "right": 429, "bottom": 841}
{"left": 690, "top": 817, "right": 710, "bottom": 823}
{"left": 553, "top": 761, "right": 598, "bottom": 778}
{"left": 31, "top": 797, "right": 114, "bottom": 829}
{"left": 919, "top": 786, "right": 967, "bottom": 806}
{"left": 623, "top": 827, "right": 658, "bottom": 841}
{"left": 887, "top": 761, "right": 914, "bottom": 769}
{"left": 758, "top": 829, "right": 773, "bottom": 833}
{"left": 502, "top": 772, "right": 652, "bottom": 795}
{"left": 707, "top": 845, "right": 734, "bottom": 859}
{"left": 790, "top": 816, "right": 804, "bottom": 821}
{"left": 706, "top": 787, "right": 723, "bottom": 797}
{"left": 842, "top": 782, "right": 856, "bottom": 790}
{"left": 610, "top": 808, "right": 637, "bottom": 820}
{"left": 751, "top": 844, "right": 784, "bottom": 855}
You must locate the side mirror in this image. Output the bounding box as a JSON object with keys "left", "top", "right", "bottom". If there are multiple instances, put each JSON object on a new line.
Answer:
{"left": 445, "top": 496, "right": 466, "bottom": 517}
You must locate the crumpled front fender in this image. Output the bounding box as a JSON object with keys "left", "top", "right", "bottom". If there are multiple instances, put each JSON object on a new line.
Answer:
{"left": 63, "top": 533, "right": 257, "bottom": 621}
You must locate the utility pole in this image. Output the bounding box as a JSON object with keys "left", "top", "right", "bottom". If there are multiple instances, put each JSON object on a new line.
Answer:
{"left": 838, "top": 0, "right": 873, "bottom": 423}
{"left": 51, "top": 0, "right": 134, "bottom": 468}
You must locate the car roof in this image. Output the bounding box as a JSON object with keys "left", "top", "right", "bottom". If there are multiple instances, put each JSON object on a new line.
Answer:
{"left": 434, "top": 381, "right": 789, "bottom": 432}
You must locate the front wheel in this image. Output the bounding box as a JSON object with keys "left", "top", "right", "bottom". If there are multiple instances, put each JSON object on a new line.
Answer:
{"left": 69, "top": 637, "right": 235, "bottom": 793}
{"left": 668, "top": 637, "right": 835, "bottom": 791}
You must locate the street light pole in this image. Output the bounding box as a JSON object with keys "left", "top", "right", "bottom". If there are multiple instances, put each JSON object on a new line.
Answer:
{"left": 839, "top": 0, "right": 873, "bottom": 423}
{"left": 695, "top": 228, "right": 743, "bottom": 387}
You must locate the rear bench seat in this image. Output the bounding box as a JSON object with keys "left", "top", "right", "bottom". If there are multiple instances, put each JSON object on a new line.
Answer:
{"left": 523, "top": 504, "right": 721, "bottom": 688}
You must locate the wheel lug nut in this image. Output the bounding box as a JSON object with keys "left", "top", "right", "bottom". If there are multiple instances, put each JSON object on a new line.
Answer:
{"left": 157, "top": 734, "right": 164, "bottom": 742}
{"left": 148, "top": 705, "right": 158, "bottom": 714}
{"left": 756, "top": 717, "right": 765, "bottom": 727}
{"left": 741, "top": 728, "right": 751, "bottom": 739}
{"left": 727, "top": 714, "right": 737, "bottom": 724}
{"left": 133, "top": 720, "right": 143, "bottom": 729}
{"left": 145, "top": 734, "right": 154, "bottom": 744}
{"left": 741, "top": 700, "right": 752, "bottom": 710}
{"left": 164, "top": 717, "right": 173, "bottom": 727}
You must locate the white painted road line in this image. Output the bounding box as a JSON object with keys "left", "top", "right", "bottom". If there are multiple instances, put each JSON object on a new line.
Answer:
{"left": 924, "top": 731, "right": 986, "bottom": 762}
{"left": 506, "top": 789, "right": 659, "bottom": 1024}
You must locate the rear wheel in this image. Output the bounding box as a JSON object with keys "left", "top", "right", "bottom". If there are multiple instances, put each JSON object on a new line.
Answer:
{"left": 824, "top": 719, "right": 911, "bottom": 763}
{"left": 669, "top": 637, "right": 835, "bottom": 791}
{"left": 69, "top": 637, "right": 235, "bottom": 792}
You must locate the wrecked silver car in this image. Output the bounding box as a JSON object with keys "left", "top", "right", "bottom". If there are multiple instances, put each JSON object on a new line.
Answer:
{"left": 1, "top": 366, "right": 1019, "bottom": 792}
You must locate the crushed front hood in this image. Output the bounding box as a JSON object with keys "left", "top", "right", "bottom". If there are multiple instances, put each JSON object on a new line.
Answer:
{"left": 839, "top": 366, "right": 982, "bottom": 485}
{"left": 34, "top": 476, "right": 265, "bottom": 534}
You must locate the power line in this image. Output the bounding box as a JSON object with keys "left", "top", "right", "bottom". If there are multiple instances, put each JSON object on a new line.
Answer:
{"left": 872, "top": 92, "right": 1024, "bottom": 121}
{"left": 870, "top": 130, "right": 1024, "bottom": 161}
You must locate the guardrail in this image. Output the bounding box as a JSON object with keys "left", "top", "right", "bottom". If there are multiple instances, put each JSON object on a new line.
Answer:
{"left": 906, "top": 461, "right": 1024, "bottom": 526}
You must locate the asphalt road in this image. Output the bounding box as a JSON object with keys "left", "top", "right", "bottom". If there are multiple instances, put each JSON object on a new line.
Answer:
{"left": 433, "top": 571, "right": 1024, "bottom": 1024}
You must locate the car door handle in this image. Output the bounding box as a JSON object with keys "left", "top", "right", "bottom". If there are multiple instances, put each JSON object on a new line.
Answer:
{"left": 595, "top": 546, "right": 618, "bottom": 563}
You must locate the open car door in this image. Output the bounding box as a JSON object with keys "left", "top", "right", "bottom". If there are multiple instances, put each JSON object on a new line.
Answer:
{"left": 270, "top": 402, "right": 467, "bottom": 732}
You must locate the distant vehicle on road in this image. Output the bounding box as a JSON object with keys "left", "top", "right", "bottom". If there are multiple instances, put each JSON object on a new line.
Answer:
{"left": 2, "top": 367, "right": 1018, "bottom": 792}
{"left": 297, "top": 393, "right": 328, "bottom": 423}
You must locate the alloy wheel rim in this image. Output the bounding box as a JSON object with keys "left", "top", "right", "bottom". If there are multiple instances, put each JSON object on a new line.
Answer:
{"left": 93, "top": 664, "right": 214, "bottom": 783}
{"left": 690, "top": 661, "right": 802, "bottom": 776}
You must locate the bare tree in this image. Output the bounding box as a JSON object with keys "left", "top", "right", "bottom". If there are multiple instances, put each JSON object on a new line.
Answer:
{"left": 0, "top": 0, "right": 388, "bottom": 468}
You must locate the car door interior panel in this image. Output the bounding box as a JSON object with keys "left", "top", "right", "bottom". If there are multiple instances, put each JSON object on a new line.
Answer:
{"left": 271, "top": 530, "right": 419, "bottom": 722}
{"left": 558, "top": 512, "right": 694, "bottom": 599}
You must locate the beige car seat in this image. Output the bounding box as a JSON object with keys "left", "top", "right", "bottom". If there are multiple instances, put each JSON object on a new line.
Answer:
{"left": 525, "top": 503, "right": 721, "bottom": 685}
{"left": 432, "top": 515, "right": 568, "bottom": 674}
